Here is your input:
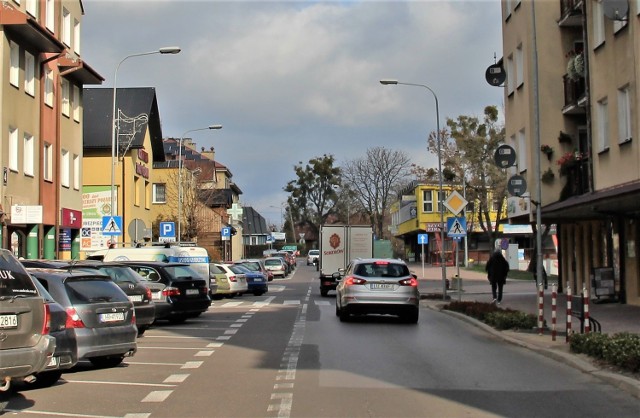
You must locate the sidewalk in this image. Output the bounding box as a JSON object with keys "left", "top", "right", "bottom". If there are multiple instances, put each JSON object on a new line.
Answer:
{"left": 411, "top": 264, "right": 640, "bottom": 399}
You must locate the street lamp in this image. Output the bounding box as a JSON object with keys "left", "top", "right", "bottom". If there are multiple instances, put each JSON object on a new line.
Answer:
{"left": 380, "top": 79, "right": 448, "bottom": 300}
{"left": 110, "top": 46, "right": 181, "bottom": 223}
{"left": 177, "top": 125, "right": 223, "bottom": 243}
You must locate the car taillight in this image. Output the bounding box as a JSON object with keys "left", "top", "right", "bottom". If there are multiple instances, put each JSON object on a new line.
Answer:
{"left": 345, "top": 276, "right": 367, "bottom": 286}
{"left": 145, "top": 287, "right": 153, "bottom": 300}
{"left": 42, "top": 303, "right": 51, "bottom": 335}
{"left": 399, "top": 277, "right": 418, "bottom": 287}
{"left": 65, "top": 307, "right": 85, "bottom": 329}
{"left": 131, "top": 310, "right": 136, "bottom": 325}
{"left": 229, "top": 275, "right": 237, "bottom": 282}
{"left": 162, "top": 286, "right": 180, "bottom": 297}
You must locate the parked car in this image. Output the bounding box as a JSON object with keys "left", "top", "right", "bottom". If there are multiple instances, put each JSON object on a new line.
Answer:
{"left": 21, "top": 260, "right": 156, "bottom": 336}
{"left": 0, "top": 250, "right": 56, "bottom": 392}
{"left": 27, "top": 268, "right": 138, "bottom": 368}
{"left": 213, "top": 263, "right": 248, "bottom": 297}
{"left": 27, "top": 278, "right": 78, "bottom": 388}
{"left": 208, "top": 263, "right": 230, "bottom": 299}
{"left": 307, "top": 249, "right": 320, "bottom": 265}
{"left": 277, "top": 251, "right": 296, "bottom": 271}
{"left": 230, "top": 264, "right": 268, "bottom": 296}
{"left": 263, "top": 257, "right": 288, "bottom": 279}
{"left": 122, "top": 261, "right": 211, "bottom": 323}
{"left": 334, "top": 258, "right": 420, "bottom": 323}
{"left": 235, "top": 259, "right": 273, "bottom": 281}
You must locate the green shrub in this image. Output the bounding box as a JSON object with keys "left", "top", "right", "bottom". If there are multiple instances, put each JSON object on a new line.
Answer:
{"left": 485, "top": 311, "right": 537, "bottom": 330}
{"left": 444, "top": 301, "right": 503, "bottom": 322}
{"left": 602, "top": 333, "right": 640, "bottom": 373}
{"left": 569, "top": 332, "right": 610, "bottom": 358}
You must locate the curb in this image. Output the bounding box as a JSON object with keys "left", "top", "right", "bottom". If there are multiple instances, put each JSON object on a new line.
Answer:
{"left": 422, "top": 301, "right": 640, "bottom": 399}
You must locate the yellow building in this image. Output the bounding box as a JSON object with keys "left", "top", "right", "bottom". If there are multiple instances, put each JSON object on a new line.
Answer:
{"left": 501, "top": 0, "right": 640, "bottom": 305}
{"left": 391, "top": 181, "right": 502, "bottom": 264}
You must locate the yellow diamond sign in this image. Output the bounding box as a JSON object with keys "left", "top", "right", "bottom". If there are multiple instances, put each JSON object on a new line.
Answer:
{"left": 444, "top": 191, "right": 468, "bottom": 216}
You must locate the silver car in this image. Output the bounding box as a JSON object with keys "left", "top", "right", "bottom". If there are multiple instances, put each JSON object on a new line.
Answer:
{"left": 335, "top": 258, "right": 420, "bottom": 323}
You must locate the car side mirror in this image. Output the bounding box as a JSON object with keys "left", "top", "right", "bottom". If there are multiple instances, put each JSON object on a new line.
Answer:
{"left": 332, "top": 272, "right": 342, "bottom": 280}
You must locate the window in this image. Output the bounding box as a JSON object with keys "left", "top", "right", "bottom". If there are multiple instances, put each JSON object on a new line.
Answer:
{"left": 74, "top": 18, "right": 81, "bottom": 54}
{"left": 43, "top": 143, "right": 53, "bottom": 182}
{"left": 592, "top": 1, "right": 605, "bottom": 47}
{"left": 436, "top": 190, "right": 445, "bottom": 214}
{"left": 9, "top": 127, "right": 19, "bottom": 172}
{"left": 506, "top": 55, "right": 514, "bottom": 95}
{"left": 504, "top": 0, "right": 512, "bottom": 18}
{"left": 492, "top": 196, "right": 501, "bottom": 212}
{"left": 153, "top": 184, "right": 166, "bottom": 203}
{"left": 597, "top": 98, "right": 609, "bottom": 151}
{"left": 25, "top": 0, "right": 37, "bottom": 17}
{"left": 515, "top": 44, "right": 524, "bottom": 87}
{"left": 134, "top": 176, "right": 141, "bottom": 206}
{"left": 509, "top": 135, "right": 517, "bottom": 175}
{"left": 72, "top": 85, "right": 80, "bottom": 121}
{"left": 145, "top": 181, "right": 151, "bottom": 210}
{"left": 45, "top": 0, "right": 54, "bottom": 31}
{"left": 61, "top": 149, "right": 70, "bottom": 187}
{"left": 61, "top": 79, "right": 70, "bottom": 116}
{"left": 44, "top": 67, "right": 54, "bottom": 107}
{"left": 517, "top": 129, "right": 527, "bottom": 172}
{"left": 62, "top": 8, "right": 71, "bottom": 47}
{"left": 618, "top": 86, "right": 631, "bottom": 144}
{"left": 422, "top": 190, "right": 433, "bottom": 212}
{"left": 10, "top": 41, "right": 19, "bottom": 87}
{"left": 24, "top": 134, "right": 35, "bottom": 177}
{"left": 73, "top": 154, "right": 80, "bottom": 190}
{"left": 24, "top": 51, "right": 35, "bottom": 97}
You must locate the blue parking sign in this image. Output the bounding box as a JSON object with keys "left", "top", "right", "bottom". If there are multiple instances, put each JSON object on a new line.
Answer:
{"left": 160, "top": 222, "right": 175, "bottom": 238}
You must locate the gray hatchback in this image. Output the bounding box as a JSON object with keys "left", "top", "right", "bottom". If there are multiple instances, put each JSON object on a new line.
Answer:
{"left": 0, "top": 250, "right": 56, "bottom": 392}
{"left": 28, "top": 269, "right": 138, "bottom": 368}
{"left": 335, "top": 258, "right": 420, "bottom": 323}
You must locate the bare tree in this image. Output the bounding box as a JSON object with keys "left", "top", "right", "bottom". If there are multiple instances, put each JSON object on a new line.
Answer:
{"left": 342, "top": 147, "right": 411, "bottom": 239}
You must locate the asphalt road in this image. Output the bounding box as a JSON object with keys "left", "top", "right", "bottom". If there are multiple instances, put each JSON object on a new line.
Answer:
{"left": 2, "top": 262, "right": 638, "bottom": 417}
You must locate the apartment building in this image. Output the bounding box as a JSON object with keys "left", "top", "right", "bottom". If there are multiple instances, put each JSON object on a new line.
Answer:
{"left": 0, "top": 0, "right": 102, "bottom": 259}
{"left": 501, "top": 0, "right": 640, "bottom": 305}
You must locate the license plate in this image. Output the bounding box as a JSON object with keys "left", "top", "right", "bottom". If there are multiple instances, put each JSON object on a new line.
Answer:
{"left": 99, "top": 312, "right": 125, "bottom": 322}
{"left": 370, "top": 283, "right": 394, "bottom": 290}
{"left": 254, "top": 278, "right": 263, "bottom": 282}
{"left": 152, "top": 292, "right": 162, "bottom": 300}
{"left": 0, "top": 314, "right": 18, "bottom": 329}
{"left": 185, "top": 289, "right": 199, "bottom": 296}
{"left": 128, "top": 295, "right": 143, "bottom": 302}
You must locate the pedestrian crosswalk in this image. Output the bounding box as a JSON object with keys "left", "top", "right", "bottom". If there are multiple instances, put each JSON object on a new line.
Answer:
{"left": 210, "top": 298, "right": 332, "bottom": 309}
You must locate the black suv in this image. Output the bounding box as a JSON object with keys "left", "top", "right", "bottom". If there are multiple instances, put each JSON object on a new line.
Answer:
{"left": 121, "top": 261, "right": 211, "bottom": 323}
{"left": 0, "top": 250, "right": 56, "bottom": 392}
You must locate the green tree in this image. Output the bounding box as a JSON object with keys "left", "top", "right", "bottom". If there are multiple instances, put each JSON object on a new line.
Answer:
{"left": 284, "top": 154, "right": 342, "bottom": 236}
{"left": 423, "top": 105, "right": 507, "bottom": 244}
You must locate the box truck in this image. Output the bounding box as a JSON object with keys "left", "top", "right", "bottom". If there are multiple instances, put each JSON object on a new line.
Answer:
{"left": 318, "top": 225, "right": 373, "bottom": 296}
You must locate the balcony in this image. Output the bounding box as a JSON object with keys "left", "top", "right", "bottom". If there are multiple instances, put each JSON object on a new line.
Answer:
{"left": 558, "top": 0, "right": 583, "bottom": 27}
{"left": 560, "top": 159, "right": 590, "bottom": 200}
{"left": 562, "top": 75, "right": 586, "bottom": 115}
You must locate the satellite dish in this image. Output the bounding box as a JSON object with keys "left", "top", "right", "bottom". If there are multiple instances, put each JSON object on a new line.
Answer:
{"left": 602, "top": 0, "right": 628, "bottom": 21}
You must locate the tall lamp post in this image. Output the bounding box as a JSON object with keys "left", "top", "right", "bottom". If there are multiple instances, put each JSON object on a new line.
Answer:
{"left": 110, "top": 46, "right": 181, "bottom": 222}
{"left": 380, "top": 79, "right": 448, "bottom": 300}
{"left": 177, "top": 125, "right": 223, "bottom": 243}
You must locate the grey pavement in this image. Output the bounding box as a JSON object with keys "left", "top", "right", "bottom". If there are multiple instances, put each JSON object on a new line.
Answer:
{"left": 410, "top": 263, "right": 640, "bottom": 399}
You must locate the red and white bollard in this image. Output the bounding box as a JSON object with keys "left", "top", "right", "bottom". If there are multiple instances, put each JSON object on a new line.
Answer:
{"left": 583, "top": 286, "right": 590, "bottom": 334}
{"left": 551, "top": 284, "right": 557, "bottom": 341}
{"left": 566, "top": 285, "right": 572, "bottom": 343}
{"left": 537, "top": 283, "right": 544, "bottom": 335}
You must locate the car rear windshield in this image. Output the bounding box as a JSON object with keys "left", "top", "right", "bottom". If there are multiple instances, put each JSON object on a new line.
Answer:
{"left": 264, "top": 259, "right": 281, "bottom": 266}
{"left": 309, "top": 250, "right": 319, "bottom": 255}
{"left": 237, "top": 262, "right": 260, "bottom": 271}
{"left": 0, "top": 249, "right": 38, "bottom": 297}
{"left": 209, "top": 264, "right": 225, "bottom": 274}
{"left": 354, "top": 262, "right": 410, "bottom": 278}
{"left": 64, "top": 278, "right": 129, "bottom": 304}
{"left": 163, "top": 265, "right": 203, "bottom": 281}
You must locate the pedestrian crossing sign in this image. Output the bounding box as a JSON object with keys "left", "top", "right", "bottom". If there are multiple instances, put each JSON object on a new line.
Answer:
{"left": 102, "top": 216, "right": 123, "bottom": 236}
{"left": 447, "top": 216, "right": 467, "bottom": 238}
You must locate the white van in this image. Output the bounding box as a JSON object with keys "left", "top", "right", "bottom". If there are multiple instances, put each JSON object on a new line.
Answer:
{"left": 87, "top": 245, "right": 210, "bottom": 281}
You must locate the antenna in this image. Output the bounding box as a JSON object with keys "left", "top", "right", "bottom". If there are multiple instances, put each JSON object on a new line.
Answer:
{"left": 602, "top": 0, "right": 629, "bottom": 21}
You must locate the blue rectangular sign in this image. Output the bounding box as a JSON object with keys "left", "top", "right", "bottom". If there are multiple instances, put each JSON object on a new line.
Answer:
{"left": 447, "top": 217, "right": 467, "bottom": 238}
{"left": 160, "top": 222, "right": 176, "bottom": 238}
{"left": 417, "top": 234, "right": 429, "bottom": 245}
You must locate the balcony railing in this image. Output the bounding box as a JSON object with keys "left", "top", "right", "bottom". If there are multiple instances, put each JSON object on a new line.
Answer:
{"left": 559, "top": 0, "right": 583, "bottom": 26}
{"left": 560, "top": 159, "right": 590, "bottom": 200}
{"left": 562, "top": 75, "right": 586, "bottom": 114}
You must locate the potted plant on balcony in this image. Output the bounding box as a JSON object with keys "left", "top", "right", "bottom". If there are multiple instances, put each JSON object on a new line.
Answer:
{"left": 540, "top": 144, "right": 554, "bottom": 161}
{"left": 566, "top": 50, "right": 584, "bottom": 80}
{"left": 557, "top": 150, "right": 586, "bottom": 176}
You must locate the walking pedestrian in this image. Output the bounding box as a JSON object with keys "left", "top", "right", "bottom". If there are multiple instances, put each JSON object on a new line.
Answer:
{"left": 486, "top": 250, "right": 509, "bottom": 304}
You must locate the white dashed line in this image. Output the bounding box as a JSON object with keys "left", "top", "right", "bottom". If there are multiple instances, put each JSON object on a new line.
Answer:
{"left": 142, "top": 390, "right": 173, "bottom": 402}
{"left": 181, "top": 361, "right": 204, "bottom": 369}
{"left": 194, "top": 350, "right": 214, "bottom": 357}
{"left": 164, "top": 374, "right": 189, "bottom": 383}
{"left": 283, "top": 300, "right": 300, "bottom": 305}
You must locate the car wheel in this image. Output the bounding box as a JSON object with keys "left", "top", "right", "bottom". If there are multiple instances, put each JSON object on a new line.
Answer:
{"left": 335, "top": 302, "right": 340, "bottom": 317}
{"left": 169, "top": 316, "right": 188, "bottom": 324}
{"left": 29, "top": 371, "right": 62, "bottom": 388}
{"left": 137, "top": 325, "right": 148, "bottom": 336}
{"left": 403, "top": 310, "right": 419, "bottom": 324}
{"left": 339, "top": 308, "right": 350, "bottom": 322}
{"left": 253, "top": 292, "right": 263, "bottom": 296}
{"left": 320, "top": 289, "right": 328, "bottom": 297}
{"left": 89, "top": 355, "right": 125, "bottom": 368}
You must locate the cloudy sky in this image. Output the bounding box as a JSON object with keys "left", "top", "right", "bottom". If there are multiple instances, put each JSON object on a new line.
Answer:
{"left": 81, "top": 0, "right": 504, "bottom": 227}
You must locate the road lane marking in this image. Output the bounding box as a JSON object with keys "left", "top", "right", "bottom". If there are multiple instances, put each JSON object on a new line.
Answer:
{"left": 126, "top": 361, "right": 184, "bottom": 366}
{"left": 164, "top": 374, "right": 189, "bottom": 383}
{"left": 63, "top": 380, "right": 175, "bottom": 387}
{"left": 3, "top": 410, "right": 124, "bottom": 417}
{"left": 181, "top": 361, "right": 203, "bottom": 369}
{"left": 142, "top": 391, "right": 173, "bottom": 402}
{"left": 194, "top": 350, "right": 214, "bottom": 357}
{"left": 137, "top": 346, "right": 212, "bottom": 350}
{"left": 207, "top": 342, "right": 224, "bottom": 348}
{"left": 314, "top": 300, "right": 330, "bottom": 306}
{"left": 283, "top": 300, "right": 300, "bottom": 305}
{"left": 216, "top": 336, "right": 232, "bottom": 341}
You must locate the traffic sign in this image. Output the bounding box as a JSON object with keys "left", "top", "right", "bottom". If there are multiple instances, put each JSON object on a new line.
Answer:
{"left": 447, "top": 217, "right": 467, "bottom": 238}
{"left": 159, "top": 222, "right": 176, "bottom": 243}
{"left": 494, "top": 144, "right": 517, "bottom": 168}
{"left": 444, "top": 191, "right": 468, "bottom": 216}
{"left": 102, "top": 216, "right": 122, "bottom": 236}
{"left": 417, "top": 234, "right": 429, "bottom": 245}
{"left": 221, "top": 227, "right": 231, "bottom": 241}
{"left": 507, "top": 175, "right": 527, "bottom": 197}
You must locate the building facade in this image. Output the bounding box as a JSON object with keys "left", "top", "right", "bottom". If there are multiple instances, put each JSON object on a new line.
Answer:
{"left": 1, "top": 0, "right": 102, "bottom": 259}
{"left": 501, "top": 0, "right": 640, "bottom": 305}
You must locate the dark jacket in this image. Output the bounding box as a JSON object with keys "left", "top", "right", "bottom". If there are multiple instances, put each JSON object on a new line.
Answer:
{"left": 485, "top": 251, "right": 510, "bottom": 285}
